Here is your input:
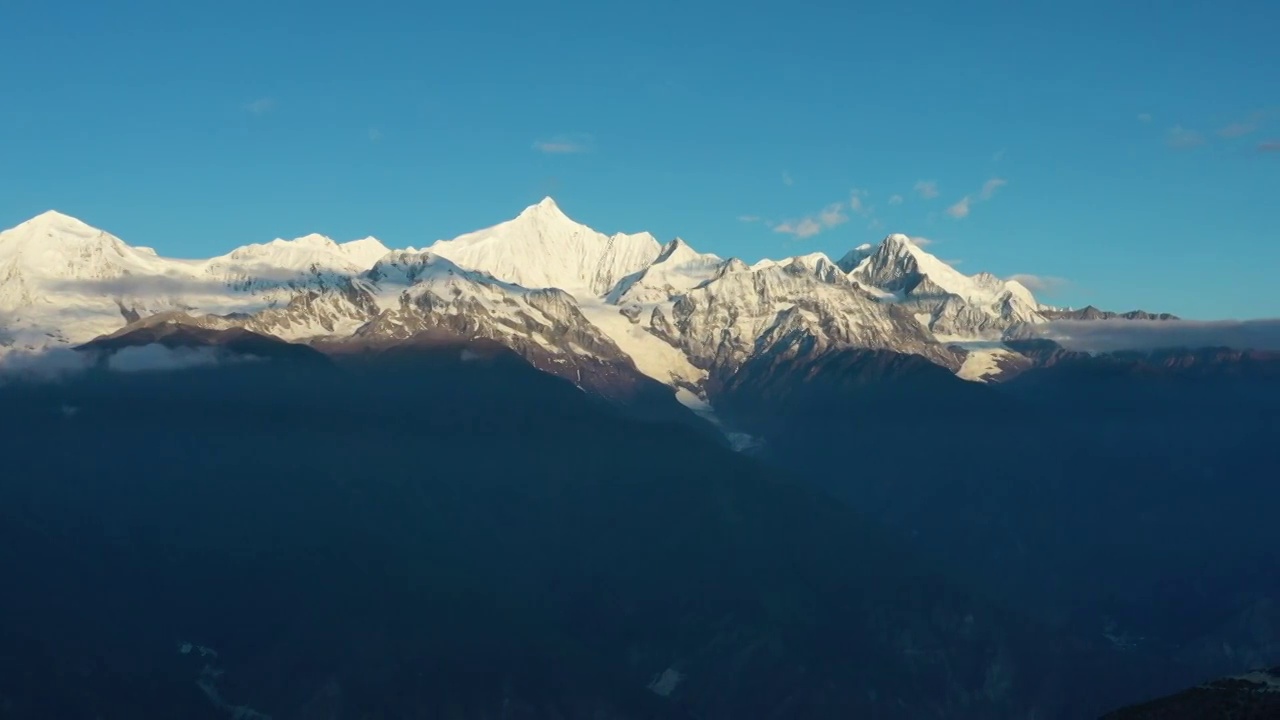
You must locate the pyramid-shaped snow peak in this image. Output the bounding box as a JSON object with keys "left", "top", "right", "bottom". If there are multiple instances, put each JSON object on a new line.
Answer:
{"left": 425, "top": 198, "right": 663, "bottom": 296}
{"left": 851, "top": 234, "right": 994, "bottom": 300}
{"left": 0, "top": 210, "right": 176, "bottom": 289}
{"left": 12, "top": 209, "right": 102, "bottom": 237}
{"left": 846, "top": 233, "right": 1044, "bottom": 335}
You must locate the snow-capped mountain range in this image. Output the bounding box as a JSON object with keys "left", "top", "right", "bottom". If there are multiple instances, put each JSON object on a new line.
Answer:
{"left": 1, "top": 197, "right": 1084, "bottom": 397}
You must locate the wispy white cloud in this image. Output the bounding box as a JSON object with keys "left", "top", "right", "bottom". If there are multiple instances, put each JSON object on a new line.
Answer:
{"left": 774, "top": 202, "right": 848, "bottom": 239}
{"left": 245, "top": 98, "right": 275, "bottom": 115}
{"left": 782, "top": 170, "right": 794, "bottom": 186}
{"left": 992, "top": 149, "right": 1006, "bottom": 162}
{"left": 0, "top": 348, "right": 93, "bottom": 383}
{"left": 533, "top": 134, "right": 593, "bottom": 154}
{"left": 1218, "top": 112, "right": 1264, "bottom": 138}
{"left": 368, "top": 127, "right": 382, "bottom": 142}
{"left": 1137, "top": 113, "right": 1153, "bottom": 123}
{"left": 106, "top": 345, "right": 244, "bottom": 373}
{"left": 737, "top": 214, "right": 762, "bottom": 223}
{"left": 945, "top": 177, "right": 1006, "bottom": 220}
{"left": 1015, "top": 319, "right": 1280, "bottom": 353}
{"left": 1166, "top": 125, "right": 1205, "bottom": 149}
{"left": 914, "top": 180, "right": 939, "bottom": 199}
{"left": 979, "top": 177, "right": 1007, "bottom": 200}
{"left": 888, "top": 194, "right": 903, "bottom": 205}
{"left": 773, "top": 217, "right": 824, "bottom": 239}
{"left": 848, "top": 188, "right": 873, "bottom": 216}
{"left": 765, "top": 188, "right": 879, "bottom": 239}
{"left": 818, "top": 203, "right": 848, "bottom": 227}
{"left": 534, "top": 141, "right": 585, "bottom": 153}
{"left": 0, "top": 344, "right": 260, "bottom": 384}
{"left": 1259, "top": 140, "right": 1280, "bottom": 153}
{"left": 946, "top": 197, "right": 971, "bottom": 219}
{"left": 1219, "top": 121, "right": 1258, "bottom": 138}
{"left": 1007, "top": 273, "right": 1068, "bottom": 294}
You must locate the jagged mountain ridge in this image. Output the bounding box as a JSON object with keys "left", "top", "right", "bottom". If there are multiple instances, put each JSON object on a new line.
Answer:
{"left": 0, "top": 199, "right": 1158, "bottom": 400}
{"left": 1039, "top": 306, "right": 1180, "bottom": 321}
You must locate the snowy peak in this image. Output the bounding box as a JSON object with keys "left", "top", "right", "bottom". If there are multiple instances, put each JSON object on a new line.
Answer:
{"left": 854, "top": 234, "right": 978, "bottom": 299}
{"left": 341, "top": 237, "right": 392, "bottom": 267}
{"left": 747, "top": 252, "right": 848, "bottom": 286}
{"left": 851, "top": 234, "right": 925, "bottom": 289}
{"left": 218, "top": 233, "right": 358, "bottom": 270}
{"left": 1001, "top": 277, "right": 1037, "bottom": 308}
{"left": 366, "top": 249, "right": 498, "bottom": 288}
{"left": 884, "top": 233, "right": 920, "bottom": 250}
{"left": 14, "top": 209, "right": 102, "bottom": 237}
{"left": 522, "top": 195, "right": 569, "bottom": 219}
{"left": 290, "top": 233, "right": 339, "bottom": 248}
{"left": 607, "top": 237, "right": 725, "bottom": 305}
{"left": 655, "top": 237, "right": 711, "bottom": 265}
{"left": 229, "top": 233, "right": 337, "bottom": 258}
{"left": 0, "top": 210, "right": 169, "bottom": 288}
{"left": 646, "top": 244, "right": 954, "bottom": 374}
{"left": 785, "top": 252, "right": 836, "bottom": 272}
{"left": 846, "top": 233, "right": 1046, "bottom": 337}
{"left": 2, "top": 210, "right": 120, "bottom": 253}
{"left": 211, "top": 233, "right": 392, "bottom": 282}
{"left": 836, "top": 243, "right": 874, "bottom": 272}
{"left": 426, "top": 198, "right": 662, "bottom": 296}
{"left": 0, "top": 211, "right": 206, "bottom": 350}
{"left": 511, "top": 196, "right": 580, "bottom": 232}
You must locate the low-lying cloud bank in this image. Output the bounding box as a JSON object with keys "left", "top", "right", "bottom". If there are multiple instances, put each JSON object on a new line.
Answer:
{"left": 44, "top": 270, "right": 349, "bottom": 297}
{"left": 0, "top": 344, "right": 262, "bottom": 384}
{"left": 106, "top": 344, "right": 239, "bottom": 373}
{"left": 1011, "top": 319, "right": 1280, "bottom": 353}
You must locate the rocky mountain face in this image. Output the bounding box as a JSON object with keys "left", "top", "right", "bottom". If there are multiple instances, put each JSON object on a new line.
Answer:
{"left": 848, "top": 234, "right": 1042, "bottom": 337}
{"left": 651, "top": 254, "right": 959, "bottom": 380}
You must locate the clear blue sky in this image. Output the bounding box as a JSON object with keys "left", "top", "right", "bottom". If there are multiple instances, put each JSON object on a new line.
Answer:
{"left": 2, "top": 0, "right": 1276, "bottom": 319}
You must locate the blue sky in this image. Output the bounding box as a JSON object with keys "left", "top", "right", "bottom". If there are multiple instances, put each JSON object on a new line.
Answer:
{"left": 1, "top": 0, "right": 1276, "bottom": 319}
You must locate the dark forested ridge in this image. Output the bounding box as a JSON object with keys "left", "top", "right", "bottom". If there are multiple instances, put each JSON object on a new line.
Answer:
{"left": 713, "top": 345, "right": 1280, "bottom": 707}
{"left": 0, "top": 329, "right": 1276, "bottom": 718}
{"left": 1102, "top": 668, "right": 1280, "bottom": 719}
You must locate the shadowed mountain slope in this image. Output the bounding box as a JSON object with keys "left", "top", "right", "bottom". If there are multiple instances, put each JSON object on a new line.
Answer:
{"left": 0, "top": 337, "right": 1157, "bottom": 720}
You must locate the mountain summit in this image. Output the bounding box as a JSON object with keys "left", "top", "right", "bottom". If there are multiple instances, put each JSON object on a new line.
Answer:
{"left": 426, "top": 197, "right": 663, "bottom": 296}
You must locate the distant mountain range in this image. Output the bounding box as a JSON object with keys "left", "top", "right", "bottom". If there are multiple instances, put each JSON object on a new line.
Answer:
{"left": 0, "top": 198, "right": 1196, "bottom": 417}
